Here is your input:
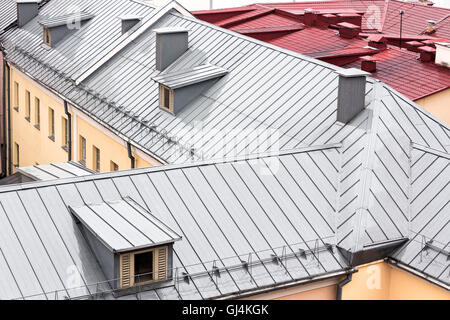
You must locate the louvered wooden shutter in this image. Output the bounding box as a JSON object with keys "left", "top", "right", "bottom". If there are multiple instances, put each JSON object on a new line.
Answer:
{"left": 156, "top": 247, "right": 168, "bottom": 280}
{"left": 120, "top": 253, "right": 132, "bottom": 288}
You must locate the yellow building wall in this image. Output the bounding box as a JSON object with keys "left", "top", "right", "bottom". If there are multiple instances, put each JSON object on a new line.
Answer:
{"left": 241, "top": 277, "right": 340, "bottom": 300}
{"left": 9, "top": 66, "right": 69, "bottom": 172}
{"left": 76, "top": 116, "right": 155, "bottom": 172}
{"left": 8, "top": 65, "right": 160, "bottom": 174}
{"left": 415, "top": 88, "right": 450, "bottom": 126}
{"left": 342, "top": 260, "right": 450, "bottom": 300}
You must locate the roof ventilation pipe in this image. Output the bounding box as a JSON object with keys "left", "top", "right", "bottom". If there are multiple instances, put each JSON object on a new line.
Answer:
{"left": 17, "top": 0, "right": 41, "bottom": 27}
{"left": 154, "top": 27, "right": 189, "bottom": 72}
{"left": 336, "top": 68, "right": 369, "bottom": 124}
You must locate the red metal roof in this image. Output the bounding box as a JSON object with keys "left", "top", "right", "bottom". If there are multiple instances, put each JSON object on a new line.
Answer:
{"left": 344, "top": 47, "right": 450, "bottom": 101}
{"left": 193, "top": 0, "right": 450, "bottom": 100}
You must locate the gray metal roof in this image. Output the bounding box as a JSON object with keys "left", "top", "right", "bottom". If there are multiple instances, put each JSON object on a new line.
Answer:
{"left": 0, "top": 146, "right": 349, "bottom": 300}
{"left": 39, "top": 12, "right": 95, "bottom": 28}
{"left": 17, "top": 161, "right": 95, "bottom": 181}
{"left": 153, "top": 64, "right": 229, "bottom": 89}
{"left": 69, "top": 197, "right": 181, "bottom": 253}
{"left": 0, "top": 0, "right": 449, "bottom": 297}
{"left": 0, "top": 0, "right": 17, "bottom": 32}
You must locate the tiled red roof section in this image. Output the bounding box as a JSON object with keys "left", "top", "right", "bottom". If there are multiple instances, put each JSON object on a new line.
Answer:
{"left": 380, "top": 1, "right": 450, "bottom": 38}
{"left": 344, "top": 47, "right": 450, "bottom": 100}
{"left": 193, "top": 1, "right": 450, "bottom": 100}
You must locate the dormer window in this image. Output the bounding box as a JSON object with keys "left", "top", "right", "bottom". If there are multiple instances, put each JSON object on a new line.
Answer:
{"left": 159, "top": 85, "right": 174, "bottom": 113}
{"left": 153, "top": 64, "right": 228, "bottom": 115}
{"left": 69, "top": 197, "right": 181, "bottom": 290}
{"left": 39, "top": 12, "right": 94, "bottom": 47}
{"left": 43, "top": 27, "right": 51, "bottom": 46}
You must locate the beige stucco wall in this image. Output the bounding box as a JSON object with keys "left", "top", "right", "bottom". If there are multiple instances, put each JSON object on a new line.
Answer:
{"left": 8, "top": 64, "right": 160, "bottom": 173}
{"left": 342, "top": 260, "right": 450, "bottom": 300}
{"left": 240, "top": 277, "right": 340, "bottom": 300}
{"left": 415, "top": 88, "right": 450, "bottom": 126}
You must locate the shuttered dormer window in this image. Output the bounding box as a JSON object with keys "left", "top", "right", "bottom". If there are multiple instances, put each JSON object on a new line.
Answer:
{"left": 159, "top": 85, "right": 174, "bottom": 114}
{"left": 43, "top": 27, "right": 51, "bottom": 46}
{"left": 120, "top": 246, "right": 168, "bottom": 288}
{"left": 69, "top": 197, "right": 180, "bottom": 292}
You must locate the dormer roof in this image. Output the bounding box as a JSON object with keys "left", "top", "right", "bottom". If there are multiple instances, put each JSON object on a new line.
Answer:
{"left": 69, "top": 197, "right": 181, "bottom": 253}
{"left": 153, "top": 64, "right": 228, "bottom": 89}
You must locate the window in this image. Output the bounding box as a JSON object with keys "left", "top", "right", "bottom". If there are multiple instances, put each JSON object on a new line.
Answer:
{"left": 34, "top": 98, "right": 40, "bottom": 129}
{"left": 93, "top": 146, "right": 100, "bottom": 172}
{"left": 110, "top": 161, "right": 119, "bottom": 172}
{"left": 43, "top": 27, "right": 51, "bottom": 46}
{"left": 134, "top": 251, "right": 154, "bottom": 284}
{"left": 25, "top": 91, "right": 31, "bottom": 121}
{"left": 120, "top": 246, "right": 168, "bottom": 288}
{"left": 13, "top": 82, "right": 19, "bottom": 111}
{"left": 62, "top": 117, "right": 68, "bottom": 150}
{"left": 79, "top": 136, "right": 86, "bottom": 165}
{"left": 14, "top": 143, "right": 19, "bottom": 167}
{"left": 48, "top": 107, "right": 55, "bottom": 140}
{"left": 159, "top": 85, "right": 174, "bottom": 113}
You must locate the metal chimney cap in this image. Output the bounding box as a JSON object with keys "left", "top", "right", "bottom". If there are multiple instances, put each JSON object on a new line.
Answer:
{"left": 153, "top": 27, "right": 189, "bottom": 35}
{"left": 336, "top": 67, "right": 370, "bottom": 78}
{"left": 16, "top": 0, "right": 42, "bottom": 3}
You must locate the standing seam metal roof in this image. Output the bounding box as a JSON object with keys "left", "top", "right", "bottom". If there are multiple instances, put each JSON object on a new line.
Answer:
{"left": 0, "top": 0, "right": 449, "bottom": 297}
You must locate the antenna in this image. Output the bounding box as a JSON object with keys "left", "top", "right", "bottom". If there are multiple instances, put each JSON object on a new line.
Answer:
{"left": 399, "top": 10, "right": 405, "bottom": 49}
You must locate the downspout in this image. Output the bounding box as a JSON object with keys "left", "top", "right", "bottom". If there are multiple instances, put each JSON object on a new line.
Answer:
{"left": 336, "top": 273, "right": 352, "bottom": 300}
{"left": 6, "top": 62, "right": 11, "bottom": 175}
{"left": 127, "top": 142, "right": 135, "bottom": 169}
{"left": 63, "top": 101, "right": 72, "bottom": 161}
{"left": 1, "top": 53, "right": 7, "bottom": 178}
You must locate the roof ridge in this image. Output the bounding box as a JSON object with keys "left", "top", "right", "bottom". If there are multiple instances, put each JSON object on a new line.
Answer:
{"left": 0, "top": 144, "right": 341, "bottom": 194}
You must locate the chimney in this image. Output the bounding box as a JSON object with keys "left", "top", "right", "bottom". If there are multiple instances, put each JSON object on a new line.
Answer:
{"left": 120, "top": 15, "right": 142, "bottom": 34}
{"left": 425, "top": 20, "right": 436, "bottom": 34}
{"left": 318, "top": 14, "right": 338, "bottom": 28}
{"left": 17, "top": 0, "right": 41, "bottom": 27}
{"left": 435, "top": 42, "right": 450, "bottom": 68}
{"left": 337, "top": 22, "right": 361, "bottom": 39}
{"left": 303, "top": 8, "right": 318, "bottom": 26}
{"left": 418, "top": 46, "right": 436, "bottom": 62}
{"left": 405, "top": 40, "right": 423, "bottom": 52}
{"left": 367, "top": 35, "right": 387, "bottom": 50}
{"left": 360, "top": 56, "right": 377, "bottom": 73}
{"left": 154, "top": 27, "right": 189, "bottom": 71}
{"left": 336, "top": 68, "right": 369, "bottom": 123}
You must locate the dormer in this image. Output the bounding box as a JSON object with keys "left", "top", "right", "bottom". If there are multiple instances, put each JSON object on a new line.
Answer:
{"left": 17, "top": 0, "right": 41, "bottom": 27}
{"left": 38, "top": 12, "right": 94, "bottom": 47}
{"left": 69, "top": 197, "right": 181, "bottom": 290}
{"left": 119, "top": 15, "right": 142, "bottom": 34}
{"left": 153, "top": 64, "right": 228, "bottom": 115}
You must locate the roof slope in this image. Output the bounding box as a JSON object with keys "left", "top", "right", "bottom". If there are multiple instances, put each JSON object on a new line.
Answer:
{"left": 0, "top": 0, "right": 449, "bottom": 297}
{"left": 193, "top": 1, "right": 450, "bottom": 101}
{"left": 0, "top": 0, "right": 17, "bottom": 33}
{"left": 344, "top": 47, "right": 450, "bottom": 101}
{"left": 0, "top": 146, "right": 349, "bottom": 300}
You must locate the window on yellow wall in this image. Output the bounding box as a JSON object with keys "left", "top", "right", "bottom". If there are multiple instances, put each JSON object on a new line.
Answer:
{"left": 62, "top": 117, "right": 68, "bottom": 150}
{"left": 14, "top": 143, "right": 19, "bottom": 167}
{"left": 93, "top": 146, "right": 100, "bottom": 172}
{"left": 48, "top": 107, "right": 55, "bottom": 141}
{"left": 110, "top": 161, "right": 119, "bottom": 172}
{"left": 25, "top": 91, "right": 31, "bottom": 121}
{"left": 79, "top": 136, "right": 86, "bottom": 166}
{"left": 34, "top": 98, "right": 40, "bottom": 129}
{"left": 13, "top": 82, "right": 19, "bottom": 111}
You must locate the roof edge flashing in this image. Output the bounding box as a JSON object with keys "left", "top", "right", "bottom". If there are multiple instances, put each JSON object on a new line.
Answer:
{"left": 338, "top": 238, "right": 409, "bottom": 267}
